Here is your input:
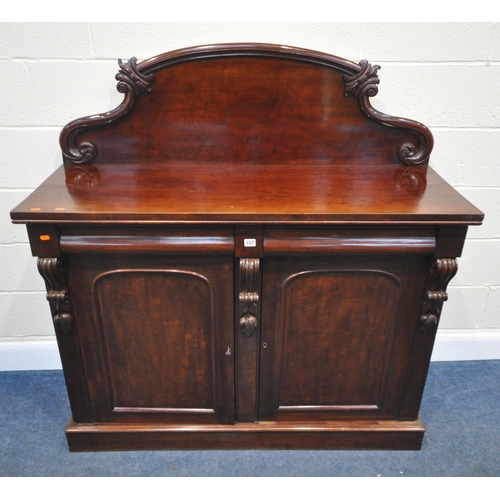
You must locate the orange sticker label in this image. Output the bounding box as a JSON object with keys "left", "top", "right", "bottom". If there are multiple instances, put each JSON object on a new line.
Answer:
{"left": 39, "top": 235, "right": 51, "bottom": 241}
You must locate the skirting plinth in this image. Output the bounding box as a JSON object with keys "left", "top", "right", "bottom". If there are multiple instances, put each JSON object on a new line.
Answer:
{"left": 65, "top": 417, "right": 426, "bottom": 452}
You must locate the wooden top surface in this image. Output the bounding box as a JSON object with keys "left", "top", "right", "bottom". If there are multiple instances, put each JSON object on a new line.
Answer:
{"left": 11, "top": 164, "right": 483, "bottom": 225}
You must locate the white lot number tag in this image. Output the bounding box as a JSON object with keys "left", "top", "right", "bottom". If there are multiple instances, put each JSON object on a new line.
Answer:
{"left": 244, "top": 238, "right": 257, "bottom": 247}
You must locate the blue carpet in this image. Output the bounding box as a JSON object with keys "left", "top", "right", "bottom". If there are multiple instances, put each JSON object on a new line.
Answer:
{"left": 1, "top": 360, "right": 499, "bottom": 476}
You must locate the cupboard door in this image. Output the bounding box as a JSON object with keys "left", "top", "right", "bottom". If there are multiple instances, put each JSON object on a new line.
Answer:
{"left": 64, "top": 245, "right": 234, "bottom": 425}
{"left": 259, "top": 229, "right": 434, "bottom": 422}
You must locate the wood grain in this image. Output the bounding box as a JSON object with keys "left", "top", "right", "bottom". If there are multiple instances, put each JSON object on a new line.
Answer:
{"left": 11, "top": 165, "right": 483, "bottom": 224}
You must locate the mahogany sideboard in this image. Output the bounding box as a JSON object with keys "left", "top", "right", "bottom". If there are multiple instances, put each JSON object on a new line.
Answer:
{"left": 11, "top": 43, "right": 483, "bottom": 451}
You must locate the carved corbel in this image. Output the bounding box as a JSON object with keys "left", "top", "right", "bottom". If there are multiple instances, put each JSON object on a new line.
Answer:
{"left": 239, "top": 258, "right": 260, "bottom": 338}
{"left": 420, "top": 258, "right": 458, "bottom": 334}
{"left": 37, "top": 258, "right": 73, "bottom": 335}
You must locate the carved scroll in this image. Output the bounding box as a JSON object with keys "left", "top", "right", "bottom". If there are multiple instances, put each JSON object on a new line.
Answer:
{"left": 420, "top": 258, "right": 458, "bottom": 334}
{"left": 37, "top": 258, "right": 73, "bottom": 335}
{"left": 239, "top": 258, "right": 260, "bottom": 338}
{"left": 344, "top": 59, "right": 434, "bottom": 166}
{"left": 60, "top": 57, "right": 153, "bottom": 165}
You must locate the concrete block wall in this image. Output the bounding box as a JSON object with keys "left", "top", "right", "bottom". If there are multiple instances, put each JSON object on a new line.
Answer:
{"left": 1, "top": 22, "right": 499, "bottom": 369}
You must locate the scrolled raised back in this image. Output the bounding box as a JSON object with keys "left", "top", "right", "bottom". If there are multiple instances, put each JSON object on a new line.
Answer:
{"left": 59, "top": 43, "right": 433, "bottom": 171}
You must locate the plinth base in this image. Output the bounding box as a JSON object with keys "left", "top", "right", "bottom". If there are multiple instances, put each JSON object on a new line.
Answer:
{"left": 65, "top": 417, "right": 426, "bottom": 452}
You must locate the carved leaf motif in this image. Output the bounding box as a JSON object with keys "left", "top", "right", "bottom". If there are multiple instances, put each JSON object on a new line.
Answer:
{"left": 344, "top": 59, "right": 380, "bottom": 98}
{"left": 116, "top": 57, "right": 153, "bottom": 96}
{"left": 54, "top": 312, "right": 73, "bottom": 336}
{"left": 239, "top": 302, "right": 259, "bottom": 338}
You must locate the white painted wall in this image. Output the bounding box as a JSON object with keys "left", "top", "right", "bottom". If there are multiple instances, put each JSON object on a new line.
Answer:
{"left": 1, "top": 22, "right": 499, "bottom": 369}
